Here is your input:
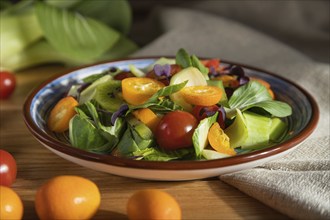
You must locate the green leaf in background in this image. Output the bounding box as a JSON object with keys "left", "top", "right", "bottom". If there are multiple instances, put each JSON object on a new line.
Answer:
{"left": 0, "top": 11, "right": 43, "bottom": 61}
{"left": 0, "top": 0, "right": 34, "bottom": 15}
{"left": 35, "top": 2, "right": 120, "bottom": 62}
{"left": 46, "top": 0, "right": 81, "bottom": 9}
{"left": 1, "top": 40, "right": 71, "bottom": 71}
{"left": 0, "top": 0, "right": 14, "bottom": 12}
{"left": 99, "top": 36, "right": 138, "bottom": 61}
{"left": 72, "top": 0, "right": 132, "bottom": 35}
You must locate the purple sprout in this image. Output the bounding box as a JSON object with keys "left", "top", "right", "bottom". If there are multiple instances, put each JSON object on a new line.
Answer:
{"left": 153, "top": 64, "right": 171, "bottom": 78}
{"left": 209, "top": 66, "right": 220, "bottom": 78}
{"left": 111, "top": 104, "right": 129, "bottom": 125}
{"left": 238, "top": 76, "right": 250, "bottom": 86}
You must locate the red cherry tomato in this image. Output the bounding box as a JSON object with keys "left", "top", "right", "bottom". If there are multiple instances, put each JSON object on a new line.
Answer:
{"left": 0, "top": 150, "right": 17, "bottom": 187}
{"left": 0, "top": 71, "right": 16, "bottom": 99}
{"left": 155, "top": 111, "right": 198, "bottom": 150}
{"left": 204, "top": 59, "right": 220, "bottom": 69}
{"left": 192, "top": 105, "right": 226, "bottom": 129}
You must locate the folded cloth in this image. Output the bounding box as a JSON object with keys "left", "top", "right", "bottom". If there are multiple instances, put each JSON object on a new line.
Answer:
{"left": 132, "top": 7, "right": 330, "bottom": 219}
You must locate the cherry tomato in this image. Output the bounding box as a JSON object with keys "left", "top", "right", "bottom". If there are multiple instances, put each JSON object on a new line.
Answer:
{"left": 204, "top": 59, "right": 220, "bottom": 69}
{"left": 0, "top": 150, "right": 17, "bottom": 187}
{"left": 192, "top": 105, "right": 226, "bottom": 129}
{"left": 155, "top": 111, "right": 198, "bottom": 150}
{"left": 0, "top": 71, "right": 16, "bottom": 99}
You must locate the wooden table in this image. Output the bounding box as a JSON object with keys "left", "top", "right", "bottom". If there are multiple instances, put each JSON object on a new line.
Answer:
{"left": 0, "top": 65, "right": 290, "bottom": 219}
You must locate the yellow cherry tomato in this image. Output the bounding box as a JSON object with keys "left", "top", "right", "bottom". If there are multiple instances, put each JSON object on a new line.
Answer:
{"left": 35, "top": 175, "right": 100, "bottom": 220}
{"left": 0, "top": 186, "right": 23, "bottom": 220}
{"left": 122, "top": 77, "right": 165, "bottom": 105}
{"left": 181, "top": 85, "right": 223, "bottom": 106}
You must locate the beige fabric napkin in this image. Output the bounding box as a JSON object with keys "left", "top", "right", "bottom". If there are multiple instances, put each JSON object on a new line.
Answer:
{"left": 132, "top": 5, "right": 330, "bottom": 219}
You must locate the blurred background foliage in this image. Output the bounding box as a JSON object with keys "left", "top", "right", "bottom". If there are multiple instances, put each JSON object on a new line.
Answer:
{"left": 0, "top": 0, "right": 138, "bottom": 71}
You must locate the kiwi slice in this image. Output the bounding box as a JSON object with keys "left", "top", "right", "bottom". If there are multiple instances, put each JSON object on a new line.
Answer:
{"left": 94, "top": 80, "right": 123, "bottom": 112}
{"left": 79, "top": 75, "right": 112, "bottom": 104}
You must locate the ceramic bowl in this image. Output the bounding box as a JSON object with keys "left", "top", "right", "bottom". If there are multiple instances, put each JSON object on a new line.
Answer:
{"left": 23, "top": 58, "right": 319, "bottom": 181}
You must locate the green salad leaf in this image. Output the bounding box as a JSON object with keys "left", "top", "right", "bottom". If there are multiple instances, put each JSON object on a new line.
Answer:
{"left": 85, "top": 102, "right": 126, "bottom": 146}
{"left": 192, "top": 113, "right": 218, "bottom": 157}
{"left": 176, "top": 48, "right": 192, "bottom": 68}
{"left": 69, "top": 102, "right": 126, "bottom": 153}
{"left": 69, "top": 108, "right": 111, "bottom": 153}
{"left": 116, "top": 117, "right": 155, "bottom": 156}
{"left": 191, "top": 55, "right": 209, "bottom": 76}
{"left": 133, "top": 147, "right": 194, "bottom": 161}
{"left": 226, "top": 81, "right": 292, "bottom": 118}
{"left": 147, "top": 81, "right": 188, "bottom": 103}
{"left": 175, "top": 48, "right": 209, "bottom": 79}
{"left": 35, "top": 2, "right": 120, "bottom": 62}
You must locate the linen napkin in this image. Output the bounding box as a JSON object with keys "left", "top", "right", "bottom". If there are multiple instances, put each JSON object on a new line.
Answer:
{"left": 131, "top": 6, "right": 330, "bottom": 219}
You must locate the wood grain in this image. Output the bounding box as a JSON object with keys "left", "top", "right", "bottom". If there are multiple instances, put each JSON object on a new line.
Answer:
{"left": 0, "top": 65, "right": 290, "bottom": 219}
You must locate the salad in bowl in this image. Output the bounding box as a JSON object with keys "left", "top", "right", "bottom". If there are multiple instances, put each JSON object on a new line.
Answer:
{"left": 45, "top": 48, "right": 292, "bottom": 162}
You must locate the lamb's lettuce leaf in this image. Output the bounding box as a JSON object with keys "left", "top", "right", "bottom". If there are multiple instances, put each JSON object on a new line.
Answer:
{"left": 85, "top": 102, "right": 126, "bottom": 146}
{"left": 69, "top": 109, "right": 110, "bottom": 153}
{"left": 116, "top": 117, "right": 155, "bottom": 156}
{"left": 69, "top": 101, "right": 125, "bottom": 153}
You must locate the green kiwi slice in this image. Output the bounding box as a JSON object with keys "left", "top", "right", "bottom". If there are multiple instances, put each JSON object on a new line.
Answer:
{"left": 94, "top": 80, "right": 123, "bottom": 112}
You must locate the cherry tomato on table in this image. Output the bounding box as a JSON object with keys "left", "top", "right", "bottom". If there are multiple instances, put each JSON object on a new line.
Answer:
{"left": 155, "top": 111, "right": 198, "bottom": 150}
{"left": 0, "top": 150, "right": 17, "bottom": 187}
{"left": 0, "top": 71, "right": 16, "bottom": 99}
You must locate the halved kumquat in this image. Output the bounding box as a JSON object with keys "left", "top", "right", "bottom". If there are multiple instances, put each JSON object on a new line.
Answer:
{"left": 122, "top": 77, "right": 165, "bottom": 105}
{"left": 47, "top": 96, "right": 79, "bottom": 133}
{"left": 208, "top": 122, "right": 236, "bottom": 156}
{"left": 181, "top": 85, "right": 222, "bottom": 106}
